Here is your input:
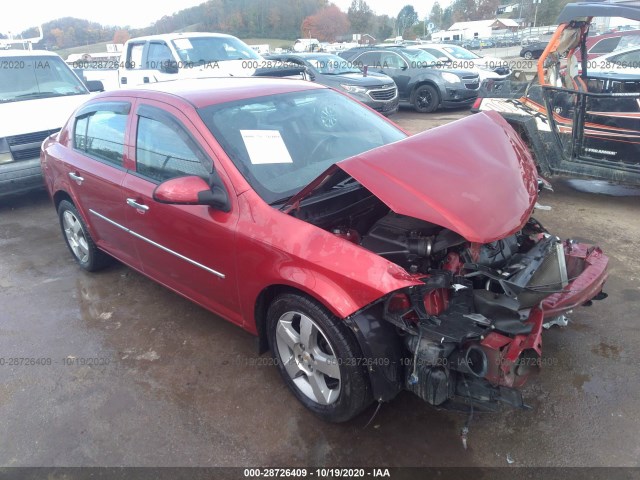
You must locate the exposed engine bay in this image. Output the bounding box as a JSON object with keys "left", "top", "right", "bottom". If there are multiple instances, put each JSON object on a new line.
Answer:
{"left": 290, "top": 185, "right": 608, "bottom": 411}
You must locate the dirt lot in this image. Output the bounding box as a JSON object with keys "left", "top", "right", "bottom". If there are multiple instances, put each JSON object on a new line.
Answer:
{"left": 1, "top": 107, "right": 639, "bottom": 468}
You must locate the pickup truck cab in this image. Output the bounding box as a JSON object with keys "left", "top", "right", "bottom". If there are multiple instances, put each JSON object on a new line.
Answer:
{"left": 0, "top": 50, "right": 101, "bottom": 197}
{"left": 118, "top": 33, "right": 261, "bottom": 86}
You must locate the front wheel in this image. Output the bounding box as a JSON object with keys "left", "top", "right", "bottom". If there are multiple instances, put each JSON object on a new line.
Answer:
{"left": 58, "top": 200, "right": 111, "bottom": 272}
{"left": 267, "top": 293, "right": 372, "bottom": 422}
{"left": 413, "top": 84, "right": 440, "bottom": 113}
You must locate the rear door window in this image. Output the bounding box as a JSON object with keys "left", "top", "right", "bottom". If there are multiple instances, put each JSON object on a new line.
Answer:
{"left": 355, "top": 52, "right": 382, "bottom": 68}
{"left": 73, "top": 103, "right": 129, "bottom": 166}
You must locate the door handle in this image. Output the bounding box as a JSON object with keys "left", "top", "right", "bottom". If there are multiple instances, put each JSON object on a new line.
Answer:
{"left": 120, "top": 77, "right": 127, "bottom": 85}
{"left": 126, "top": 198, "right": 149, "bottom": 212}
{"left": 68, "top": 172, "right": 84, "bottom": 185}
{"left": 143, "top": 77, "right": 150, "bottom": 83}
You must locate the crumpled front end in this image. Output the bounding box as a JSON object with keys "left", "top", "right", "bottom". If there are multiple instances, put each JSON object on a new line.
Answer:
{"left": 345, "top": 217, "right": 608, "bottom": 411}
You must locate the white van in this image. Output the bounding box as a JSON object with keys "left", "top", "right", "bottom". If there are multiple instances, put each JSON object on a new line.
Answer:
{"left": 0, "top": 50, "right": 101, "bottom": 197}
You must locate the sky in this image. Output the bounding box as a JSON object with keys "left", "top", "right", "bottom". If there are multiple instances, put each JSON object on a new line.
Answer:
{"left": 1, "top": 0, "right": 432, "bottom": 35}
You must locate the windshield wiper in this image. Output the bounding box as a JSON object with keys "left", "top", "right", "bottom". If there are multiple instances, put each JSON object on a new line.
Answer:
{"left": 15, "top": 91, "right": 59, "bottom": 99}
{"left": 271, "top": 195, "right": 294, "bottom": 207}
{"left": 15, "top": 91, "right": 82, "bottom": 99}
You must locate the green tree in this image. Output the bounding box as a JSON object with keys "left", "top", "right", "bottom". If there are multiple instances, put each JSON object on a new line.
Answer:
{"left": 429, "top": 1, "right": 444, "bottom": 31}
{"left": 442, "top": 6, "right": 454, "bottom": 29}
{"left": 396, "top": 5, "right": 419, "bottom": 36}
{"left": 348, "top": 0, "right": 374, "bottom": 33}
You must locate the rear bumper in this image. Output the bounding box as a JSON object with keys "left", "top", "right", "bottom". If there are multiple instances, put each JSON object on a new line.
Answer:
{"left": 542, "top": 242, "right": 609, "bottom": 317}
{"left": 0, "top": 157, "right": 45, "bottom": 197}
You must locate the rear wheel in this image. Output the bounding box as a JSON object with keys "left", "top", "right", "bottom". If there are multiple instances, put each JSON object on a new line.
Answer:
{"left": 523, "top": 50, "right": 533, "bottom": 60}
{"left": 267, "top": 293, "right": 372, "bottom": 422}
{"left": 58, "top": 200, "right": 111, "bottom": 272}
{"left": 413, "top": 84, "right": 440, "bottom": 113}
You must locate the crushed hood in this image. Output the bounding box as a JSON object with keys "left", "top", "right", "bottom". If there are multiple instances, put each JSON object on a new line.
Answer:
{"left": 285, "top": 111, "right": 538, "bottom": 243}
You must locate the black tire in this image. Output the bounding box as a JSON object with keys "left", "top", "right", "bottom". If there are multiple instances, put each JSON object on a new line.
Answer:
{"left": 57, "top": 200, "right": 111, "bottom": 272}
{"left": 523, "top": 50, "right": 533, "bottom": 60}
{"left": 412, "top": 84, "right": 440, "bottom": 113}
{"left": 267, "top": 293, "right": 372, "bottom": 423}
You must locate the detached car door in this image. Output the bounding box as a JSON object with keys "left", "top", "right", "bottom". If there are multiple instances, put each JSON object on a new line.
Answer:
{"left": 121, "top": 100, "right": 242, "bottom": 325}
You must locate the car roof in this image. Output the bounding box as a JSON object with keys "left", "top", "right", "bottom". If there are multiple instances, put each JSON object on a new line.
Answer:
{"left": 93, "top": 77, "right": 325, "bottom": 108}
{"left": 126, "top": 32, "right": 239, "bottom": 43}
{"left": 0, "top": 49, "right": 62, "bottom": 57}
{"left": 557, "top": 0, "right": 640, "bottom": 23}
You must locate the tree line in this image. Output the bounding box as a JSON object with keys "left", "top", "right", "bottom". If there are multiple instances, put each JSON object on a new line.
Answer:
{"left": 15, "top": 0, "right": 572, "bottom": 50}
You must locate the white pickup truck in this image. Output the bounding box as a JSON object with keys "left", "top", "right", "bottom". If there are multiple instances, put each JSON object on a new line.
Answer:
{"left": 0, "top": 50, "right": 102, "bottom": 197}
{"left": 78, "top": 32, "right": 298, "bottom": 89}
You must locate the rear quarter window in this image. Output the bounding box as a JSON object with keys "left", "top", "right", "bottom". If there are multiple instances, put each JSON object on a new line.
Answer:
{"left": 589, "top": 37, "right": 621, "bottom": 54}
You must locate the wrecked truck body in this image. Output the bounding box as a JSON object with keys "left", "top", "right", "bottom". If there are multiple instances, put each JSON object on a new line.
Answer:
{"left": 42, "top": 80, "right": 608, "bottom": 423}
{"left": 473, "top": 0, "right": 640, "bottom": 186}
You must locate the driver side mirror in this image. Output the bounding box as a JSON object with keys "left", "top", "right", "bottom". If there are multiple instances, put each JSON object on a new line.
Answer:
{"left": 85, "top": 80, "right": 104, "bottom": 92}
{"left": 304, "top": 66, "right": 316, "bottom": 81}
{"left": 153, "top": 175, "right": 231, "bottom": 212}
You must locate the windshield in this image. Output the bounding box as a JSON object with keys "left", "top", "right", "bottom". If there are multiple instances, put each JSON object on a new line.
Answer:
{"left": 307, "top": 54, "right": 362, "bottom": 74}
{"left": 442, "top": 45, "right": 480, "bottom": 60}
{"left": 0, "top": 55, "right": 88, "bottom": 103}
{"left": 401, "top": 48, "right": 441, "bottom": 64}
{"left": 199, "top": 89, "right": 406, "bottom": 204}
{"left": 172, "top": 36, "right": 261, "bottom": 64}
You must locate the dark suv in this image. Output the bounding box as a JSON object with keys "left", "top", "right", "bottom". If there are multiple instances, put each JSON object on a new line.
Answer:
{"left": 265, "top": 53, "right": 399, "bottom": 116}
{"left": 339, "top": 46, "right": 480, "bottom": 113}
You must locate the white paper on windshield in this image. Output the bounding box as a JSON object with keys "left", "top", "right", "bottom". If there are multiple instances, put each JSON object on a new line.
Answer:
{"left": 173, "top": 38, "right": 193, "bottom": 50}
{"left": 240, "top": 130, "right": 293, "bottom": 164}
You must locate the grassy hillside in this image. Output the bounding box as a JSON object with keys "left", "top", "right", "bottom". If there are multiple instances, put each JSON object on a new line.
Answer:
{"left": 242, "top": 38, "right": 294, "bottom": 49}
{"left": 56, "top": 42, "right": 112, "bottom": 60}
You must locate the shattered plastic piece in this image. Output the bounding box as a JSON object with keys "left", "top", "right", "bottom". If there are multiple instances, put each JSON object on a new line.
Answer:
{"left": 463, "top": 313, "right": 491, "bottom": 325}
{"left": 452, "top": 283, "right": 468, "bottom": 292}
{"left": 461, "top": 426, "right": 469, "bottom": 450}
{"left": 535, "top": 202, "right": 552, "bottom": 211}
{"left": 543, "top": 314, "right": 569, "bottom": 329}
{"left": 506, "top": 453, "right": 514, "bottom": 464}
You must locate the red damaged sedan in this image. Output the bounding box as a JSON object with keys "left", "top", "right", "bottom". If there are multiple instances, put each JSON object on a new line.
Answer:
{"left": 40, "top": 78, "right": 608, "bottom": 422}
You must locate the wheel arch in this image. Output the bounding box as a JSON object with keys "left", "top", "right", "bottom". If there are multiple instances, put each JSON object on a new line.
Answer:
{"left": 53, "top": 190, "right": 74, "bottom": 210}
{"left": 254, "top": 283, "right": 353, "bottom": 354}
{"left": 409, "top": 79, "right": 442, "bottom": 104}
{"left": 254, "top": 283, "right": 405, "bottom": 403}
{"left": 255, "top": 284, "right": 306, "bottom": 354}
